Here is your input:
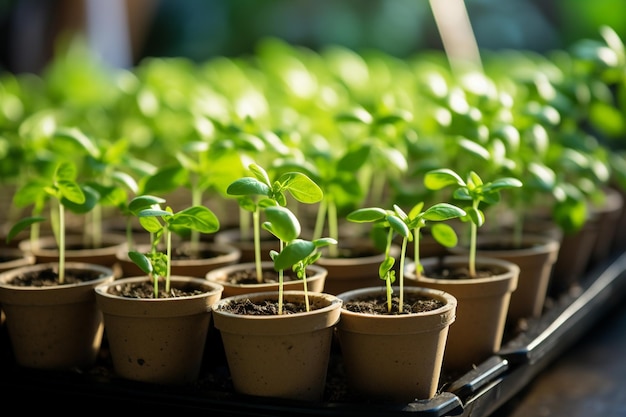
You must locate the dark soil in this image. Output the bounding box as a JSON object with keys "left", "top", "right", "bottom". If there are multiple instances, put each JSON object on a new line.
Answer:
{"left": 216, "top": 298, "right": 313, "bottom": 315}
{"left": 5, "top": 267, "right": 106, "bottom": 287}
{"left": 422, "top": 257, "right": 503, "bottom": 280}
{"left": 342, "top": 293, "right": 445, "bottom": 315}
{"left": 425, "top": 265, "right": 497, "bottom": 279}
{"left": 105, "top": 280, "right": 206, "bottom": 299}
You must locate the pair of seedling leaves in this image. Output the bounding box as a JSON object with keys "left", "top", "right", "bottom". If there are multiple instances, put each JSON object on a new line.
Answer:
{"left": 347, "top": 168, "right": 522, "bottom": 312}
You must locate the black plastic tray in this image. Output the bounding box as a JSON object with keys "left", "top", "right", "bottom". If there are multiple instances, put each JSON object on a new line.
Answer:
{"left": 2, "top": 250, "right": 626, "bottom": 414}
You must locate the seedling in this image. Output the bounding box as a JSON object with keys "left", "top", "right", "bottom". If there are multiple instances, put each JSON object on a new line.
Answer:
{"left": 7, "top": 160, "right": 98, "bottom": 284}
{"left": 347, "top": 201, "right": 465, "bottom": 313}
{"left": 126, "top": 195, "right": 220, "bottom": 298}
{"left": 225, "top": 163, "right": 323, "bottom": 283}
{"left": 424, "top": 169, "right": 523, "bottom": 278}
{"left": 262, "top": 205, "right": 336, "bottom": 314}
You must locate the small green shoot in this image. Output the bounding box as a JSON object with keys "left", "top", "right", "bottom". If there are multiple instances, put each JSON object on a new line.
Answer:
{"left": 263, "top": 205, "right": 336, "bottom": 314}
{"left": 126, "top": 195, "right": 220, "bottom": 298}
{"left": 424, "top": 169, "right": 523, "bottom": 278}
{"left": 226, "top": 163, "right": 323, "bottom": 284}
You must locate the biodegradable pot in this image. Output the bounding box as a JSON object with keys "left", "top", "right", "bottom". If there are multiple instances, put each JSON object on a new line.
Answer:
{"left": 19, "top": 233, "right": 127, "bottom": 269}
{"left": 95, "top": 276, "right": 224, "bottom": 385}
{"left": 115, "top": 241, "right": 241, "bottom": 278}
{"left": 205, "top": 261, "right": 327, "bottom": 298}
{"left": 589, "top": 187, "right": 623, "bottom": 265}
{"left": 0, "top": 247, "right": 36, "bottom": 272}
{"left": 406, "top": 255, "right": 519, "bottom": 372}
{"left": 549, "top": 217, "right": 600, "bottom": 296}
{"left": 0, "top": 247, "right": 36, "bottom": 326}
{"left": 213, "top": 228, "right": 279, "bottom": 262}
{"left": 316, "top": 238, "right": 401, "bottom": 295}
{"left": 212, "top": 290, "right": 342, "bottom": 401}
{"left": 335, "top": 286, "right": 457, "bottom": 402}
{"left": 449, "top": 234, "right": 560, "bottom": 323}
{"left": 0, "top": 262, "right": 114, "bottom": 370}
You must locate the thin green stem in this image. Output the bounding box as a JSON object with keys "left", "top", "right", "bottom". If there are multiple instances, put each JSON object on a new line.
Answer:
{"left": 327, "top": 198, "right": 339, "bottom": 258}
{"left": 58, "top": 202, "right": 65, "bottom": 285}
{"left": 399, "top": 236, "right": 408, "bottom": 313}
{"left": 166, "top": 225, "right": 172, "bottom": 294}
{"left": 301, "top": 262, "right": 310, "bottom": 312}
{"left": 413, "top": 227, "right": 421, "bottom": 278}
{"left": 190, "top": 186, "right": 202, "bottom": 255}
{"left": 253, "top": 208, "right": 262, "bottom": 283}
{"left": 278, "top": 239, "right": 284, "bottom": 315}
{"left": 469, "top": 202, "right": 479, "bottom": 278}
{"left": 312, "top": 197, "right": 327, "bottom": 241}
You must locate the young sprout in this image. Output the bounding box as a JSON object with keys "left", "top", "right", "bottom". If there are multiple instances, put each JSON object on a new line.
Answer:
{"left": 226, "top": 163, "right": 323, "bottom": 284}
{"left": 424, "top": 169, "right": 523, "bottom": 278}
{"left": 127, "top": 195, "right": 220, "bottom": 298}
{"left": 347, "top": 201, "right": 465, "bottom": 313}
{"left": 263, "top": 205, "right": 336, "bottom": 314}
{"left": 7, "top": 161, "right": 98, "bottom": 284}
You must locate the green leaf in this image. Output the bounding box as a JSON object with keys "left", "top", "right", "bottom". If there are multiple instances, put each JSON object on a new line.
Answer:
{"left": 89, "top": 184, "right": 126, "bottom": 208}
{"left": 375, "top": 110, "right": 412, "bottom": 126}
{"left": 262, "top": 206, "right": 300, "bottom": 242}
{"left": 379, "top": 256, "right": 395, "bottom": 280}
{"left": 226, "top": 177, "right": 270, "bottom": 196}
{"left": 61, "top": 184, "right": 98, "bottom": 214}
{"left": 458, "top": 138, "right": 490, "bottom": 161}
{"left": 57, "top": 180, "right": 85, "bottom": 204}
{"left": 12, "top": 181, "right": 48, "bottom": 207}
{"left": 138, "top": 208, "right": 172, "bottom": 218}
{"left": 54, "top": 127, "right": 100, "bottom": 159}
{"left": 169, "top": 206, "right": 220, "bottom": 234}
{"left": 483, "top": 177, "right": 523, "bottom": 192}
{"left": 128, "top": 195, "right": 165, "bottom": 214}
{"left": 312, "top": 237, "right": 338, "bottom": 248}
{"left": 388, "top": 215, "right": 410, "bottom": 238}
{"left": 111, "top": 171, "right": 139, "bottom": 194}
{"left": 423, "top": 203, "right": 466, "bottom": 221}
{"left": 142, "top": 165, "right": 187, "bottom": 195}
{"left": 430, "top": 223, "right": 459, "bottom": 248}
{"left": 346, "top": 207, "right": 387, "bottom": 223}
{"left": 424, "top": 168, "right": 465, "bottom": 190}
{"left": 336, "top": 107, "right": 373, "bottom": 124}
{"left": 337, "top": 146, "right": 371, "bottom": 172}
{"left": 54, "top": 161, "right": 77, "bottom": 182}
{"left": 6, "top": 216, "right": 46, "bottom": 243}
{"left": 380, "top": 147, "right": 408, "bottom": 173}
{"left": 128, "top": 250, "right": 153, "bottom": 274}
{"left": 280, "top": 172, "right": 323, "bottom": 203}
{"left": 237, "top": 196, "right": 258, "bottom": 212}
{"left": 247, "top": 163, "right": 270, "bottom": 185}
{"left": 272, "top": 239, "right": 316, "bottom": 271}
{"left": 466, "top": 206, "right": 485, "bottom": 227}
{"left": 138, "top": 216, "right": 163, "bottom": 234}
{"left": 407, "top": 202, "right": 425, "bottom": 220}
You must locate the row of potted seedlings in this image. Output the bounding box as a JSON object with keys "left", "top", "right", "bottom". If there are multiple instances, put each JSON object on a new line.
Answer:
{"left": 0, "top": 159, "right": 523, "bottom": 403}
{"left": 1, "top": 26, "right": 626, "bottom": 406}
